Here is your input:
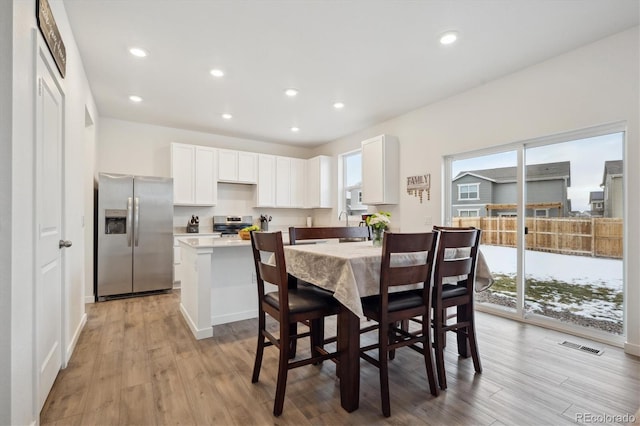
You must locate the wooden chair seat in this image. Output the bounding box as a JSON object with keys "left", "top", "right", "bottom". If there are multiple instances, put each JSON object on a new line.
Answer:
{"left": 264, "top": 288, "right": 337, "bottom": 313}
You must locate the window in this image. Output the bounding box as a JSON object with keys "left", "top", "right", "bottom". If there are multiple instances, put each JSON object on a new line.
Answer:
{"left": 458, "top": 183, "right": 479, "bottom": 200}
{"left": 534, "top": 209, "right": 548, "bottom": 217}
{"left": 342, "top": 150, "right": 365, "bottom": 215}
{"left": 458, "top": 209, "right": 479, "bottom": 217}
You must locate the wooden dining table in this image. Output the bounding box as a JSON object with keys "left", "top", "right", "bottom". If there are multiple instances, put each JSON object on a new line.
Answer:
{"left": 282, "top": 240, "right": 493, "bottom": 412}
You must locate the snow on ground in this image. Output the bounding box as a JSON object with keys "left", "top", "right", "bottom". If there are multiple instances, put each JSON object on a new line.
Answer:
{"left": 480, "top": 245, "right": 623, "bottom": 291}
{"left": 478, "top": 245, "right": 623, "bottom": 329}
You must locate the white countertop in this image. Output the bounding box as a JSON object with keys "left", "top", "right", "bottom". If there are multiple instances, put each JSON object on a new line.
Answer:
{"left": 174, "top": 232, "right": 222, "bottom": 237}
{"left": 177, "top": 233, "right": 290, "bottom": 248}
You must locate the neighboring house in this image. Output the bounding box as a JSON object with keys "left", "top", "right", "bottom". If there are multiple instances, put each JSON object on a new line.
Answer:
{"left": 602, "top": 160, "right": 623, "bottom": 218}
{"left": 452, "top": 161, "right": 571, "bottom": 217}
{"left": 588, "top": 191, "right": 604, "bottom": 216}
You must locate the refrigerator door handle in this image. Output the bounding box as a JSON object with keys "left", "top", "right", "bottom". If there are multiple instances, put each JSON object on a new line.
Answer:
{"left": 134, "top": 197, "right": 140, "bottom": 247}
{"left": 127, "top": 197, "right": 133, "bottom": 247}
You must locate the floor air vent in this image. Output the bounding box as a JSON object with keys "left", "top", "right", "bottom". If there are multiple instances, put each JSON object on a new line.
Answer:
{"left": 559, "top": 340, "right": 604, "bottom": 356}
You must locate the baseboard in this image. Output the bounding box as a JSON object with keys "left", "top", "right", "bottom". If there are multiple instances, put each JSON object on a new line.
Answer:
{"left": 84, "top": 295, "right": 95, "bottom": 304}
{"left": 65, "top": 312, "right": 87, "bottom": 365}
{"left": 212, "top": 309, "right": 257, "bottom": 326}
{"left": 179, "top": 303, "right": 213, "bottom": 340}
{"left": 624, "top": 341, "right": 640, "bottom": 357}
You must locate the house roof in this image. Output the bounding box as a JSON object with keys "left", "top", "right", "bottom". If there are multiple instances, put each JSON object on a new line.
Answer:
{"left": 454, "top": 161, "right": 571, "bottom": 185}
{"left": 602, "top": 160, "right": 623, "bottom": 185}
{"left": 589, "top": 191, "right": 604, "bottom": 202}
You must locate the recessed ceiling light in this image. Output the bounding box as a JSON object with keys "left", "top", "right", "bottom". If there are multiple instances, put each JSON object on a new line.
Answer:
{"left": 333, "top": 102, "right": 345, "bottom": 109}
{"left": 290, "top": 127, "right": 300, "bottom": 132}
{"left": 210, "top": 69, "right": 225, "bottom": 78}
{"left": 222, "top": 113, "right": 233, "bottom": 120}
{"left": 439, "top": 31, "right": 458, "bottom": 45}
{"left": 129, "top": 47, "right": 147, "bottom": 58}
{"left": 129, "top": 95, "right": 143, "bottom": 103}
{"left": 285, "top": 88, "right": 299, "bottom": 97}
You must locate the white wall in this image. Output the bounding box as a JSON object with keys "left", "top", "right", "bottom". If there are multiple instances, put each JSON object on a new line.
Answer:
{"left": 10, "top": 0, "right": 99, "bottom": 423}
{"left": 96, "top": 118, "right": 316, "bottom": 255}
{"left": 49, "top": 0, "right": 100, "bottom": 361}
{"left": 1, "top": 2, "right": 12, "bottom": 423}
{"left": 313, "top": 27, "right": 640, "bottom": 354}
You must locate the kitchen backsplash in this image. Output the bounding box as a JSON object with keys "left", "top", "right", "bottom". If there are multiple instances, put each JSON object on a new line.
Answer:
{"left": 173, "top": 182, "right": 311, "bottom": 233}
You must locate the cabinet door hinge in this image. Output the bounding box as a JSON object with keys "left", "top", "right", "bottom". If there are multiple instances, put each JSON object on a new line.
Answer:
{"left": 38, "top": 78, "right": 42, "bottom": 96}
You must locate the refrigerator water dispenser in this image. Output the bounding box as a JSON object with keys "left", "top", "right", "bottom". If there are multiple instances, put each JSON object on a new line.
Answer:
{"left": 104, "top": 209, "right": 127, "bottom": 234}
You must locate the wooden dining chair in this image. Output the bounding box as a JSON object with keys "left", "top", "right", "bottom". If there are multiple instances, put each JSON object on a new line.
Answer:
{"left": 431, "top": 227, "right": 482, "bottom": 390}
{"left": 250, "top": 231, "right": 340, "bottom": 416}
{"left": 287, "top": 226, "right": 371, "bottom": 354}
{"left": 359, "top": 232, "right": 440, "bottom": 417}
{"left": 288, "top": 225, "right": 371, "bottom": 244}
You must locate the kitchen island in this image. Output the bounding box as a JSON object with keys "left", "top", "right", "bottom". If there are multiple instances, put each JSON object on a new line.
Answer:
{"left": 177, "top": 235, "right": 278, "bottom": 340}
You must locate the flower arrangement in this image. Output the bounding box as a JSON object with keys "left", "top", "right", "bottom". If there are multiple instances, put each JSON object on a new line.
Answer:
{"left": 366, "top": 211, "right": 391, "bottom": 246}
{"left": 365, "top": 211, "right": 391, "bottom": 231}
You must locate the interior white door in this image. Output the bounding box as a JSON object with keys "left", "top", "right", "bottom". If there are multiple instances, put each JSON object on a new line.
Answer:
{"left": 36, "top": 46, "right": 65, "bottom": 411}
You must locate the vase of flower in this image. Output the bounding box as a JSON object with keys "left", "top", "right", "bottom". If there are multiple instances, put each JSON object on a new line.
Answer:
{"left": 372, "top": 227, "right": 384, "bottom": 247}
{"left": 366, "top": 212, "right": 391, "bottom": 247}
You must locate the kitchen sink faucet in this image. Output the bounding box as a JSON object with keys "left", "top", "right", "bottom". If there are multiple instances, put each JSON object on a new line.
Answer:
{"left": 338, "top": 210, "right": 349, "bottom": 227}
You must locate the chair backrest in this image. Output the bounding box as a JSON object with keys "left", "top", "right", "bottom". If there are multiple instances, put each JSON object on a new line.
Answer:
{"left": 288, "top": 226, "right": 371, "bottom": 244}
{"left": 378, "top": 232, "right": 438, "bottom": 317}
{"left": 250, "top": 231, "right": 290, "bottom": 313}
{"left": 432, "top": 227, "right": 482, "bottom": 299}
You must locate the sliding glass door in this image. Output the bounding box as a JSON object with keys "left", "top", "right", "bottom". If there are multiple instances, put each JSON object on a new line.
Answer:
{"left": 524, "top": 133, "right": 624, "bottom": 336}
{"left": 450, "top": 150, "right": 519, "bottom": 314}
{"left": 445, "top": 126, "right": 625, "bottom": 342}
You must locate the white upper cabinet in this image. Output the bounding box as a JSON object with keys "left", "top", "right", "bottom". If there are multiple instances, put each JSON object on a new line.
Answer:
{"left": 290, "top": 158, "right": 306, "bottom": 208}
{"left": 256, "top": 154, "right": 276, "bottom": 207}
{"left": 217, "top": 149, "right": 258, "bottom": 184}
{"left": 361, "top": 134, "right": 399, "bottom": 205}
{"left": 306, "top": 155, "right": 331, "bottom": 208}
{"left": 256, "top": 155, "right": 309, "bottom": 208}
{"left": 275, "top": 156, "right": 291, "bottom": 207}
{"left": 171, "top": 142, "right": 218, "bottom": 206}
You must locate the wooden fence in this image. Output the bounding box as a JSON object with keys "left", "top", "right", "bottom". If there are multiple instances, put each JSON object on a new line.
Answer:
{"left": 452, "top": 217, "right": 623, "bottom": 259}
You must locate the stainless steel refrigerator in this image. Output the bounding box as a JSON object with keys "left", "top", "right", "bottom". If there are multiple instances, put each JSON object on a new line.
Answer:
{"left": 97, "top": 173, "right": 173, "bottom": 299}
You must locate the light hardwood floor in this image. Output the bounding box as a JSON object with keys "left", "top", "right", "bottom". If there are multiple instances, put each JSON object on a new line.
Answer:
{"left": 41, "top": 291, "right": 640, "bottom": 425}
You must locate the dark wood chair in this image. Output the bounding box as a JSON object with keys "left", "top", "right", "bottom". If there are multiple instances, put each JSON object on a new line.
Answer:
{"left": 287, "top": 226, "right": 371, "bottom": 355}
{"left": 359, "top": 232, "right": 440, "bottom": 417}
{"left": 250, "top": 231, "right": 340, "bottom": 416}
{"left": 431, "top": 227, "right": 482, "bottom": 390}
{"left": 288, "top": 225, "right": 371, "bottom": 244}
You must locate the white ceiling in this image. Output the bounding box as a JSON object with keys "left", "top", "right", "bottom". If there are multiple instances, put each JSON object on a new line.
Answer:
{"left": 62, "top": 0, "right": 639, "bottom": 147}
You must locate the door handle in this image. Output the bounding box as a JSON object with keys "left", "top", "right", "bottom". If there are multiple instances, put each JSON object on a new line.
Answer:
{"left": 59, "top": 240, "right": 72, "bottom": 249}
{"left": 134, "top": 197, "right": 140, "bottom": 247}
{"left": 127, "top": 197, "right": 133, "bottom": 247}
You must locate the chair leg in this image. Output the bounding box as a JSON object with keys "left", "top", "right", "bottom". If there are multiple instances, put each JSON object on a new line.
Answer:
{"left": 388, "top": 321, "right": 397, "bottom": 361}
{"left": 433, "top": 309, "right": 447, "bottom": 390}
{"left": 288, "top": 322, "right": 297, "bottom": 359}
{"left": 456, "top": 304, "right": 469, "bottom": 358}
{"left": 466, "top": 305, "right": 482, "bottom": 373}
{"left": 310, "top": 318, "right": 323, "bottom": 363}
{"left": 274, "top": 326, "right": 290, "bottom": 416}
{"left": 252, "top": 311, "right": 266, "bottom": 383}
{"left": 379, "top": 321, "right": 391, "bottom": 417}
{"left": 421, "top": 314, "right": 439, "bottom": 397}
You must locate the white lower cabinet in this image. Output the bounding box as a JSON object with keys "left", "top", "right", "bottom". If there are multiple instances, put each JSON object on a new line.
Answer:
{"left": 173, "top": 238, "right": 182, "bottom": 286}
